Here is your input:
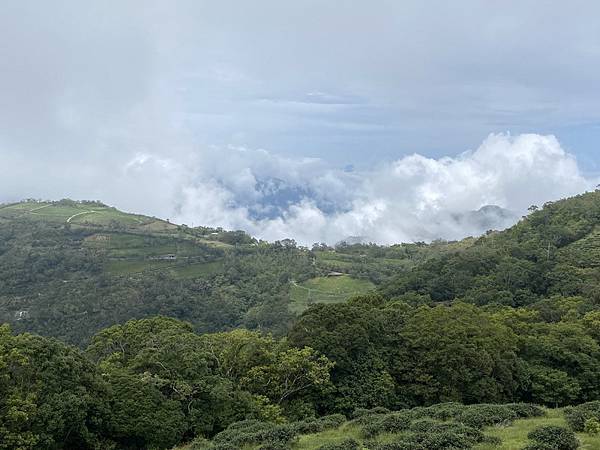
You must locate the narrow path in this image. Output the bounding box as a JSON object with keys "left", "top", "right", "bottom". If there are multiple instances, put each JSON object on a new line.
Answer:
{"left": 66, "top": 210, "right": 97, "bottom": 223}
{"left": 29, "top": 204, "right": 51, "bottom": 213}
{"left": 290, "top": 280, "right": 348, "bottom": 296}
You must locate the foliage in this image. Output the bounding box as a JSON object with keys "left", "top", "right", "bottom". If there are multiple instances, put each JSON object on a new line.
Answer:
{"left": 583, "top": 417, "right": 600, "bottom": 435}
{"left": 317, "top": 439, "right": 360, "bottom": 450}
{"left": 564, "top": 401, "right": 600, "bottom": 431}
{"left": 6, "top": 193, "right": 600, "bottom": 447}
{"left": 0, "top": 325, "right": 110, "bottom": 450}
{"left": 524, "top": 425, "right": 579, "bottom": 450}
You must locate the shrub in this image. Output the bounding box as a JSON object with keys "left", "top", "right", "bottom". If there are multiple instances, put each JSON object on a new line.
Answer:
{"left": 584, "top": 417, "right": 600, "bottom": 435}
{"left": 526, "top": 426, "right": 579, "bottom": 450}
{"left": 190, "top": 436, "right": 213, "bottom": 450}
{"left": 362, "top": 412, "right": 412, "bottom": 437}
{"left": 369, "top": 439, "right": 426, "bottom": 450}
{"left": 522, "top": 444, "right": 556, "bottom": 450}
{"left": 258, "top": 442, "right": 290, "bottom": 450}
{"left": 290, "top": 414, "right": 347, "bottom": 434}
{"left": 409, "top": 419, "right": 440, "bottom": 433}
{"left": 351, "top": 406, "right": 391, "bottom": 418}
{"left": 317, "top": 438, "right": 360, "bottom": 450}
{"left": 225, "top": 419, "right": 265, "bottom": 431}
{"left": 212, "top": 422, "right": 297, "bottom": 447}
{"left": 564, "top": 401, "right": 600, "bottom": 431}
{"left": 416, "top": 429, "right": 482, "bottom": 449}
{"left": 457, "top": 404, "right": 517, "bottom": 429}
{"left": 481, "top": 435, "right": 502, "bottom": 446}
{"left": 421, "top": 402, "right": 466, "bottom": 421}
{"left": 319, "top": 414, "right": 347, "bottom": 429}
{"left": 504, "top": 403, "right": 545, "bottom": 418}
{"left": 290, "top": 417, "right": 324, "bottom": 434}
{"left": 260, "top": 425, "right": 298, "bottom": 445}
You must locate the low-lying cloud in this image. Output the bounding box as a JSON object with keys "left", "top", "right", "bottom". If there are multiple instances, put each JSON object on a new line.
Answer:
{"left": 1, "top": 3, "right": 599, "bottom": 245}
{"left": 4, "top": 133, "right": 589, "bottom": 245}
{"left": 171, "top": 133, "right": 594, "bottom": 244}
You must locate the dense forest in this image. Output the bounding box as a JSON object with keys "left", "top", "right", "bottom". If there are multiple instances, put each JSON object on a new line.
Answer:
{"left": 4, "top": 192, "right": 600, "bottom": 449}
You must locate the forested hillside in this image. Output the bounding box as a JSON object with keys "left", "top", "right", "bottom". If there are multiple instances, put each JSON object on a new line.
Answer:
{"left": 0, "top": 199, "right": 445, "bottom": 344}
{"left": 4, "top": 191, "right": 600, "bottom": 449}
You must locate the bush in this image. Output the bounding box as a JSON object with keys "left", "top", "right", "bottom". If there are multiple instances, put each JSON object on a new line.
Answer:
{"left": 439, "top": 423, "right": 484, "bottom": 440}
{"left": 362, "top": 412, "right": 412, "bottom": 437}
{"left": 421, "top": 402, "right": 466, "bottom": 421}
{"left": 522, "top": 444, "right": 556, "bottom": 450}
{"left": 409, "top": 419, "right": 440, "bottom": 433}
{"left": 481, "top": 435, "right": 502, "bottom": 446}
{"left": 212, "top": 422, "right": 297, "bottom": 447}
{"left": 504, "top": 403, "right": 545, "bottom": 418}
{"left": 564, "top": 401, "right": 600, "bottom": 431}
{"left": 526, "top": 426, "right": 579, "bottom": 450}
{"left": 457, "top": 404, "right": 517, "bottom": 429}
{"left": 584, "top": 417, "right": 600, "bottom": 435}
{"left": 225, "top": 419, "right": 265, "bottom": 431}
{"left": 369, "top": 439, "right": 426, "bottom": 450}
{"left": 371, "top": 420, "right": 484, "bottom": 449}
{"left": 258, "top": 442, "right": 290, "bottom": 450}
{"left": 319, "top": 414, "right": 347, "bottom": 429}
{"left": 190, "top": 436, "right": 213, "bottom": 450}
{"left": 317, "top": 438, "right": 360, "bottom": 450}
{"left": 290, "top": 414, "right": 346, "bottom": 434}
{"left": 291, "top": 418, "right": 323, "bottom": 434}
{"left": 351, "top": 406, "right": 391, "bottom": 418}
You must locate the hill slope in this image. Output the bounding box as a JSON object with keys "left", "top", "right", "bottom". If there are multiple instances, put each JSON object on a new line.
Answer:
{"left": 0, "top": 200, "right": 407, "bottom": 344}
{"left": 4, "top": 190, "right": 600, "bottom": 346}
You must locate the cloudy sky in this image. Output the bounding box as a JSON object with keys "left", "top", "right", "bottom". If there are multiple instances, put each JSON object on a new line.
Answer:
{"left": 1, "top": 1, "right": 600, "bottom": 244}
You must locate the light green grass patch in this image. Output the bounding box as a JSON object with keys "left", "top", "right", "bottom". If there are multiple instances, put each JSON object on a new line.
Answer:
{"left": 292, "top": 424, "right": 362, "bottom": 449}
{"left": 474, "top": 408, "right": 600, "bottom": 450}
{"left": 106, "top": 259, "right": 178, "bottom": 274}
{"left": 170, "top": 260, "right": 225, "bottom": 279}
{"left": 289, "top": 275, "right": 375, "bottom": 314}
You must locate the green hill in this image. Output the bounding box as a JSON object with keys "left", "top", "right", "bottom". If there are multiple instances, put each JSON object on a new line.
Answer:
{"left": 381, "top": 190, "right": 600, "bottom": 306}
{"left": 175, "top": 406, "right": 600, "bottom": 449}
{"left": 5, "top": 192, "right": 600, "bottom": 449}
{"left": 0, "top": 199, "right": 391, "bottom": 344}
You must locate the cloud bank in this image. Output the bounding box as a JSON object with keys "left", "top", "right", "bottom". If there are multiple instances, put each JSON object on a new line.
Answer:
{"left": 169, "top": 133, "right": 594, "bottom": 244}
{"left": 1, "top": 3, "right": 598, "bottom": 244}
{"left": 3, "top": 133, "right": 592, "bottom": 245}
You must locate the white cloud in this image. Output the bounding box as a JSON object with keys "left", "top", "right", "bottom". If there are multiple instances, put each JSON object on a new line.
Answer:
{"left": 165, "top": 133, "right": 595, "bottom": 245}
{"left": 0, "top": 133, "right": 595, "bottom": 244}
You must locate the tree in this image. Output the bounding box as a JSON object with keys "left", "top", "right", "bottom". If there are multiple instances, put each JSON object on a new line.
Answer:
{"left": 394, "top": 303, "right": 520, "bottom": 405}
{"left": 0, "top": 325, "right": 111, "bottom": 450}
{"left": 241, "top": 347, "right": 333, "bottom": 405}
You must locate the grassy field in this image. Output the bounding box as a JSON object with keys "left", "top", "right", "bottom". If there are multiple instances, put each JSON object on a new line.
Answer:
{"left": 0, "top": 201, "right": 169, "bottom": 229}
{"left": 474, "top": 408, "right": 600, "bottom": 450}
{"left": 294, "top": 409, "right": 600, "bottom": 450}
{"left": 289, "top": 275, "right": 375, "bottom": 314}
{"left": 173, "top": 408, "right": 600, "bottom": 450}
{"left": 0, "top": 201, "right": 235, "bottom": 278}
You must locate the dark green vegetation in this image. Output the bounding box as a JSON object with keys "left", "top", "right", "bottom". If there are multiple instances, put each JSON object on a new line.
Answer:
{"left": 0, "top": 199, "right": 316, "bottom": 344}
{"left": 4, "top": 191, "right": 600, "bottom": 448}
{"left": 0, "top": 199, "right": 458, "bottom": 345}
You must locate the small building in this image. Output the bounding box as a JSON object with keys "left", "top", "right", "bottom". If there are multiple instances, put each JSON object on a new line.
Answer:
{"left": 14, "top": 310, "right": 30, "bottom": 320}
{"left": 150, "top": 254, "right": 177, "bottom": 261}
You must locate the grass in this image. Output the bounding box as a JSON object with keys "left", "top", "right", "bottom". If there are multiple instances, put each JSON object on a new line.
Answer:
{"left": 171, "top": 408, "right": 600, "bottom": 450}
{"left": 474, "top": 408, "right": 600, "bottom": 450}
{"left": 292, "top": 424, "right": 362, "bottom": 449}
{"left": 170, "top": 260, "right": 225, "bottom": 279}
{"left": 106, "top": 259, "right": 178, "bottom": 274}
{"left": 289, "top": 275, "right": 375, "bottom": 314}
{"left": 0, "top": 200, "right": 163, "bottom": 229}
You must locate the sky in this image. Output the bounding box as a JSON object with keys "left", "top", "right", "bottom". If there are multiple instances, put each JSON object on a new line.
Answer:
{"left": 1, "top": 1, "right": 600, "bottom": 244}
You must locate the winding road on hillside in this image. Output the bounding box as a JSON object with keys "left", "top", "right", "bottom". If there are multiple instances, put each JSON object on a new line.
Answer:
{"left": 66, "top": 210, "right": 98, "bottom": 223}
